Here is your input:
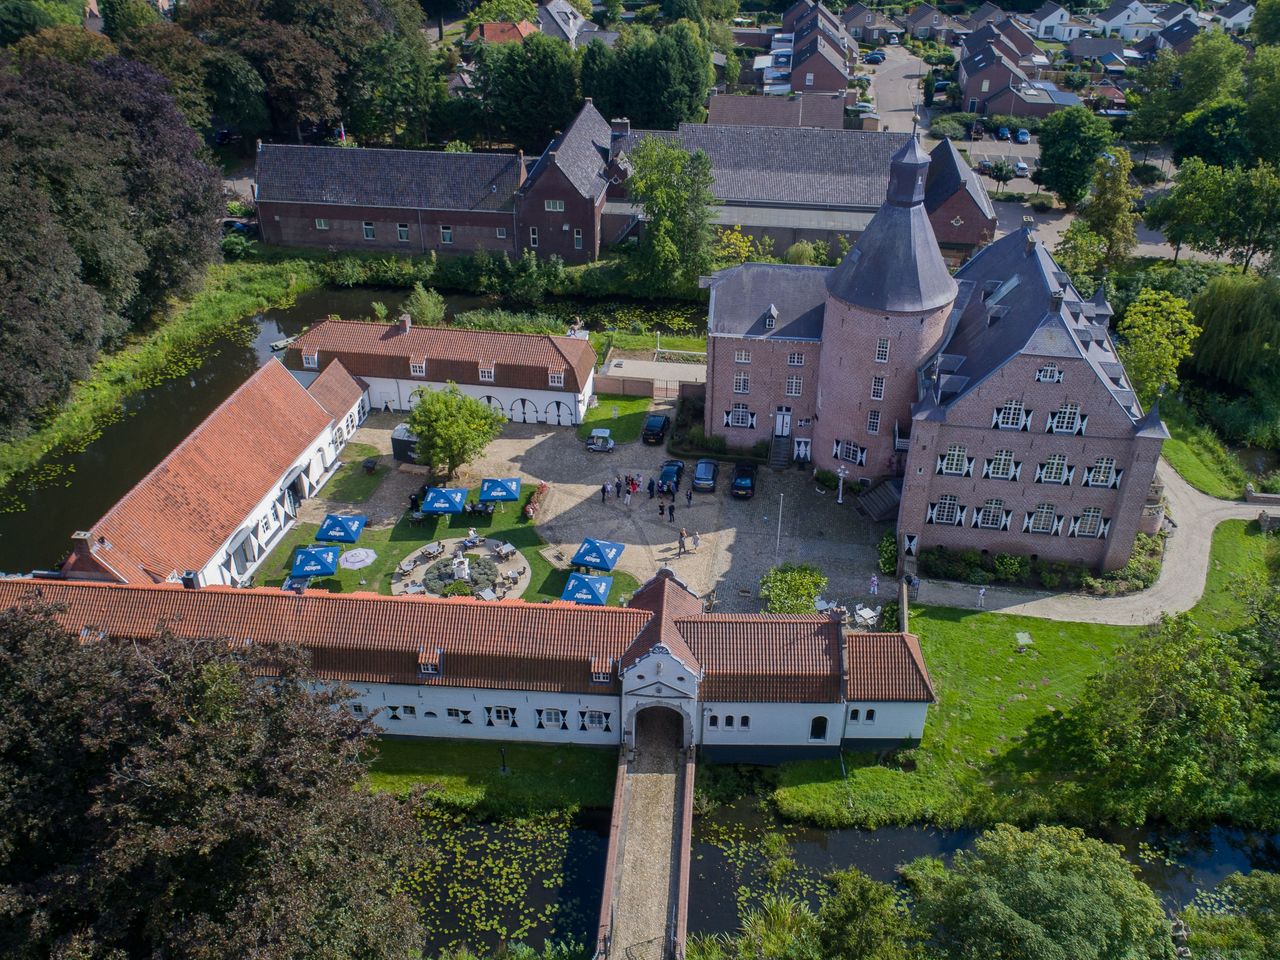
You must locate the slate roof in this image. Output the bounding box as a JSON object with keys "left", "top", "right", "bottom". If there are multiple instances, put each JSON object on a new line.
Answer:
{"left": 621, "top": 125, "right": 911, "bottom": 210}
{"left": 965, "top": 1, "right": 1007, "bottom": 26}
{"left": 60, "top": 362, "right": 334, "bottom": 586}
{"left": 537, "top": 0, "right": 587, "bottom": 44}
{"left": 925, "top": 138, "right": 995, "bottom": 221}
{"left": 523, "top": 100, "right": 614, "bottom": 201}
{"left": 826, "top": 137, "right": 958, "bottom": 314}
{"left": 845, "top": 633, "right": 935, "bottom": 702}
{"left": 706, "top": 92, "right": 846, "bottom": 129}
{"left": 255, "top": 145, "right": 521, "bottom": 212}
{"left": 1155, "top": 1, "right": 1191, "bottom": 21}
{"left": 961, "top": 44, "right": 1027, "bottom": 84}
{"left": 1067, "top": 36, "right": 1125, "bottom": 59}
{"left": 705, "top": 264, "right": 830, "bottom": 340}
{"left": 1218, "top": 0, "right": 1254, "bottom": 18}
{"left": 305, "top": 359, "right": 365, "bottom": 419}
{"left": 1096, "top": 0, "right": 1147, "bottom": 22}
{"left": 285, "top": 320, "right": 596, "bottom": 394}
{"left": 1029, "top": 1, "right": 1063, "bottom": 21}
{"left": 842, "top": 2, "right": 905, "bottom": 31}
{"left": 1155, "top": 16, "right": 1199, "bottom": 49}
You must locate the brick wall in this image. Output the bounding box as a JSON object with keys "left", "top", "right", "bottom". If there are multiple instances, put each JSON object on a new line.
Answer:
{"left": 705, "top": 336, "right": 823, "bottom": 453}
{"left": 928, "top": 191, "right": 996, "bottom": 259}
{"left": 256, "top": 201, "right": 518, "bottom": 255}
{"left": 791, "top": 56, "right": 849, "bottom": 93}
{"left": 516, "top": 164, "right": 602, "bottom": 264}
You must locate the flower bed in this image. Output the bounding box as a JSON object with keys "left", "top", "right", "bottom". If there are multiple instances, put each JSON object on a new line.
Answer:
{"left": 525, "top": 481, "right": 549, "bottom": 518}
{"left": 423, "top": 554, "right": 499, "bottom": 596}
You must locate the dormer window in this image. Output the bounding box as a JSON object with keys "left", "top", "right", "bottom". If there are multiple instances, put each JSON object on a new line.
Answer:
{"left": 419, "top": 661, "right": 440, "bottom": 676}
{"left": 591, "top": 670, "right": 611, "bottom": 683}
{"left": 549, "top": 370, "right": 565, "bottom": 387}
{"left": 410, "top": 361, "right": 426, "bottom": 377}
{"left": 302, "top": 352, "right": 318, "bottom": 370}
{"left": 1035, "top": 363, "right": 1063, "bottom": 383}
{"left": 479, "top": 366, "right": 495, "bottom": 382}
{"left": 765, "top": 304, "right": 778, "bottom": 330}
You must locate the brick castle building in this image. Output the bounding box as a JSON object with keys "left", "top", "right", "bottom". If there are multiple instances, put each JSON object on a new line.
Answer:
{"left": 702, "top": 137, "right": 1166, "bottom": 570}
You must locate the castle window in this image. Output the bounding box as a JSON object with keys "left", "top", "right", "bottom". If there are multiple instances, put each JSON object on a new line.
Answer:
{"left": 709, "top": 715, "right": 719, "bottom": 728}
{"left": 867, "top": 410, "right": 881, "bottom": 434}
{"left": 740, "top": 716, "right": 750, "bottom": 729}
{"left": 988, "top": 449, "right": 1014, "bottom": 480}
{"left": 1087, "top": 456, "right": 1117, "bottom": 487}
{"left": 729, "top": 403, "right": 751, "bottom": 427}
{"left": 1038, "top": 454, "right": 1069, "bottom": 484}
{"left": 1036, "top": 362, "right": 1063, "bottom": 383}
{"left": 548, "top": 371, "right": 564, "bottom": 387}
{"left": 995, "top": 400, "right": 1028, "bottom": 430}
{"left": 479, "top": 366, "right": 495, "bottom": 382}
{"left": 1049, "top": 403, "right": 1082, "bottom": 434}
{"left": 940, "top": 444, "right": 967, "bottom": 475}
{"left": 809, "top": 716, "right": 828, "bottom": 741}
{"left": 1028, "top": 502, "right": 1056, "bottom": 534}
{"left": 865, "top": 709, "right": 876, "bottom": 723}
{"left": 785, "top": 375, "right": 802, "bottom": 397}
{"left": 446, "top": 708, "right": 472, "bottom": 724}
{"left": 849, "top": 708, "right": 860, "bottom": 722}
{"left": 733, "top": 372, "right": 750, "bottom": 394}
{"left": 735, "top": 349, "right": 751, "bottom": 364}
{"left": 1075, "top": 506, "right": 1104, "bottom": 538}
{"left": 930, "top": 494, "right": 960, "bottom": 525}
{"left": 410, "top": 361, "right": 426, "bottom": 377}
{"left": 787, "top": 352, "right": 804, "bottom": 366}
{"left": 874, "top": 338, "right": 890, "bottom": 363}
{"left": 871, "top": 376, "right": 885, "bottom": 400}
{"left": 978, "top": 498, "right": 1005, "bottom": 529}
{"left": 837, "top": 440, "right": 867, "bottom": 465}
{"left": 591, "top": 670, "right": 611, "bottom": 683}
{"left": 724, "top": 715, "right": 734, "bottom": 728}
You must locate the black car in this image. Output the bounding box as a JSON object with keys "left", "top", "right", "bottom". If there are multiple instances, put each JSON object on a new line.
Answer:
{"left": 659, "top": 458, "right": 685, "bottom": 491}
{"left": 691, "top": 458, "right": 719, "bottom": 492}
{"left": 641, "top": 413, "right": 671, "bottom": 445}
{"left": 730, "top": 461, "right": 758, "bottom": 499}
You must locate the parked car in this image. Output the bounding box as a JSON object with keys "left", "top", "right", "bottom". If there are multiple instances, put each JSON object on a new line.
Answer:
{"left": 730, "top": 462, "right": 758, "bottom": 499}
{"left": 691, "top": 459, "right": 719, "bottom": 492}
{"left": 641, "top": 413, "right": 670, "bottom": 445}
{"left": 585, "top": 428, "right": 615, "bottom": 453}
{"left": 933, "top": 80, "right": 950, "bottom": 92}
{"left": 977, "top": 159, "right": 995, "bottom": 173}
{"left": 1014, "top": 161, "right": 1030, "bottom": 177}
{"left": 851, "top": 101, "right": 876, "bottom": 113}
{"left": 659, "top": 458, "right": 685, "bottom": 491}
{"left": 996, "top": 126, "right": 1011, "bottom": 140}
{"left": 968, "top": 122, "right": 985, "bottom": 140}
{"left": 1014, "top": 128, "right": 1031, "bottom": 144}
{"left": 862, "top": 52, "right": 884, "bottom": 64}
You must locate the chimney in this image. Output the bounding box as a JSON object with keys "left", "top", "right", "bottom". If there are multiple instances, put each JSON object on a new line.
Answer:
{"left": 398, "top": 313, "right": 412, "bottom": 332}
{"left": 181, "top": 571, "right": 199, "bottom": 590}
{"left": 584, "top": 96, "right": 593, "bottom": 106}
{"left": 1052, "top": 289, "right": 1065, "bottom": 309}
{"left": 1024, "top": 229, "right": 1036, "bottom": 253}
{"left": 610, "top": 117, "right": 631, "bottom": 138}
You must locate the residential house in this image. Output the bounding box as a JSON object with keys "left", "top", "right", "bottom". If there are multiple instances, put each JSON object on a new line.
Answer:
{"left": 1135, "top": 15, "right": 1200, "bottom": 54}
{"left": 706, "top": 92, "right": 846, "bottom": 129}
{"left": 1025, "top": 1, "right": 1071, "bottom": 39}
{"left": 60, "top": 360, "right": 364, "bottom": 589}
{"left": 466, "top": 19, "right": 538, "bottom": 44}
{"left": 840, "top": 3, "right": 905, "bottom": 43}
{"left": 957, "top": 41, "right": 1080, "bottom": 115}
{"left": 793, "top": 2, "right": 852, "bottom": 51}
{"left": 964, "top": 1, "right": 1008, "bottom": 28}
{"left": 700, "top": 137, "right": 1164, "bottom": 571}
{"left": 283, "top": 316, "right": 597, "bottom": 425}
{"left": 1153, "top": 1, "right": 1197, "bottom": 27}
{"left": 981, "top": 79, "right": 1083, "bottom": 116}
{"left": 961, "top": 17, "right": 1048, "bottom": 66}
{"left": 1092, "top": 0, "right": 1161, "bottom": 40}
{"left": 783, "top": 0, "right": 844, "bottom": 34}
{"left": 10, "top": 571, "right": 938, "bottom": 758}
{"left": 1065, "top": 35, "right": 1127, "bottom": 64}
{"left": 790, "top": 34, "right": 850, "bottom": 92}
{"left": 537, "top": 0, "right": 588, "bottom": 45}
{"left": 1215, "top": 0, "right": 1254, "bottom": 31}
{"left": 924, "top": 138, "right": 998, "bottom": 261}
{"left": 902, "top": 2, "right": 971, "bottom": 43}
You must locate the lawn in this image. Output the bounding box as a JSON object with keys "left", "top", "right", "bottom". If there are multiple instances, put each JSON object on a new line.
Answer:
{"left": 772, "top": 520, "right": 1277, "bottom": 829}
{"left": 588, "top": 330, "right": 707, "bottom": 360}
{"left": 257, "top": 486, "right": 641, "bottom": 604}
{"left": 322, "top": 442, "right": 387, "bottom": 502}
{"left": 576, "top": 393, "right": 654, "bottom": 444}
{"left": 366, "top": 738, "right": 617, "bottom": 816}
{"left": 1160, "top": 396, "right": 1247, "bottom": 500}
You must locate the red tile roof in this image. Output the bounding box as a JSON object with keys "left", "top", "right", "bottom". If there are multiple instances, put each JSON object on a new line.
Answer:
{"left": 60, "top": 362, "right": 334, "bottom": 586}
{"left": 621, "top": 570, "right": 704, "bottom": 672}
{"left": 844, "top": 633, "right": 935, "bottom": 702}
{"left": 285, "top": 320, "right": 596, "bottom": 394}
{"left": 306, "top": 359, "right": 365, "bottom": 419}
{"left": 467, "top": 19, "right": 538, "bottom": 42}
{"left": 680, "top": 614, "right": 843, "bottom": 702}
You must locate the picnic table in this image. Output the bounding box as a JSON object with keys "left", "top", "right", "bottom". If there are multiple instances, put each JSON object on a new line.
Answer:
{"left": 477, "top": 587, "right": 498, "bottom": 601}
{"left": 495, "top": 542, "right": 517, "bottom": 561}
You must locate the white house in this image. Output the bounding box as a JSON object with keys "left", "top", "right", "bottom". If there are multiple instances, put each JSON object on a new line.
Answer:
{"left": 18, "top": 570, "right": 938, "bottom": 761}
{"left": 61, "top": 360, "right": 363, "bottom": 588}
{"left": 1024, "top": 1, "right": 1090, "bottom": 40}
{"left": 286, "top": 317, "right": 597, "bottom": 426}
{"left": 1092, "top": 0, "right": 1161, "bottom": 39}
{"left": 1215, "top": 0, "right": 1254, "bottom": 30}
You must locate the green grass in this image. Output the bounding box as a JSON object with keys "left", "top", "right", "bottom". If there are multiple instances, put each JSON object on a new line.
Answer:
{"left": 576, "top": 393, "right": 654, "bottom": 443}
{"left": 588, "top": 330, "right": 707, "bottom": 360}
{"left": 366, "top": 738, "right": 617, "bottom": 815}
{"left": 257, "top": 486, "right": 640, "bottom": 603}
{"left": 773, "top": 520, "right": 1277, "bottom": 829}
{"left": 322, "top": 442, "right": 386, "bottom": 502}
{"left": 1160, "top": 396, "right": 1247, "bottom": 500}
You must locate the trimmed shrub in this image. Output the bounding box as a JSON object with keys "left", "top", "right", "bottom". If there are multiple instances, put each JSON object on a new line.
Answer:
{"left": 993, "top": 553, "right": 1028, "bottom": 582}
{"left": 815, "top": 468, "right": 838, "bottom": 490}
{"left": 877, "top": 529, "right": 898, "bottom": 575}
{"left": 525, "top": 481, "right": 549, "bottom": 518}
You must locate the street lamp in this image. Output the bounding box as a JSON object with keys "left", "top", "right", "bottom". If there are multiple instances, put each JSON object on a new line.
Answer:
{"left": 836, "top": 464, "right": 849, "bottom": 505}
{"left": 499, "top": 746, "right": 508, "bottom": 775}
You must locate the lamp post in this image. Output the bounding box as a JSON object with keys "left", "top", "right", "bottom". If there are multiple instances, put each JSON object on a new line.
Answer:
{"left": 836, "top": 464, "right": 849, "bottom": 505}
{"left": 499, "top": 746, "right": 508, "bottom": 775}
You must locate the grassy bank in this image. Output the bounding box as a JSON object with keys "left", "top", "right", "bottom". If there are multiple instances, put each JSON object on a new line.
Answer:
{"left": 1160, "top": 397, "right": 1247, "bottom": 500}
{"left": 772, "top": 520, "right": 1276, "bottom": 829}
{"left": 0, "top": 257, "right": 320, "bottom": 492}
{"left": 576, "top": 394, "right": 654, "bottom": 443}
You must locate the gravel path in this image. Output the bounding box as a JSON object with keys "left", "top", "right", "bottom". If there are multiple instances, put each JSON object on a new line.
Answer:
{"left": 916, "top": 462, "right": 1260, "bottom": 625}
{"left": 609, "top": 711, "right": 682, "bottom": 959}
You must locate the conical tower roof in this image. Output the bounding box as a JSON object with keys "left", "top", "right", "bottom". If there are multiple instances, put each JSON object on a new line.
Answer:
{"left": 826, "top": 136, "right": 958, "bottom": 314}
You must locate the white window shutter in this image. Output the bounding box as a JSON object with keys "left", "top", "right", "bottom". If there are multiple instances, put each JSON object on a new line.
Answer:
{"left": 1100, "top": 518, "right": 1111, "bottom": 539}
{"left": 1022, "top": 513, "right": 1032, "bottom": 533}
{"left": 1068, "top": 516, "right": 1081, "bottom": 537}
{"left": 955, "top": 506, "right": 967, "bottom": 526}
{"left": 1012, "top": 462, "right": 1022, "bottom": 481}
{"left": 926, "top": 503, "right": 937, "bottom": 523}
{"left": 964, "top": 457, "right": 975, "bottom": 478}
{"left": 971, "top": 509, "right": 981, "bottom": 528}
{"left": 724, "top": 410, "right": 731, "bottom": 427}
{"left": 1001, "top": 509, "right": 1012, "bottom": 531}
{"left": 748, "top": 413, "right": 757, "bottom": 429}
{"left": 1034, "top": 463, "right": 1045, "bottom": 483}
{"left": 904, "top": 534, "right": 918, "bottom": 556}
{"left": 1052, "top": 515, "right": 1064, "bottom": 536}
{"left": 982, "top": 459, "right": 992, "bottom": 479}
{"left": 833, "top": 439, "right": 842, "bottom": 458}
{"left": 991, "top": 409, "right": 1000, "bottom": 428}
{"left": 858, "top": 447, "right": 867, "bottom": 466}
{"left": 1078, "top": 415, "right": 1088, "bottom": 436}
{"left": 1066, "top": 466, "right": 1076, "bottom": 485}
{"left": 1113, "top": 469, "right": 1123, "bottom": 489}
{"left": 936, "top": 455, "right": 945, "bottom": 474}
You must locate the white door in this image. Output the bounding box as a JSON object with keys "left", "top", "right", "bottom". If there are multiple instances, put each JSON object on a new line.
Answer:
{"left": 547, "top": 400, "right": 572, "bottom": 425}
{"left": 774, "top": 406, "right": 792, "bottom": 437}
{"left": 509, "top": 398, "right": 536, "bottom": 423}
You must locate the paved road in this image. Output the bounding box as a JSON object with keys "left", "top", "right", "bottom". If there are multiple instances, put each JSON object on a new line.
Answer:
{"left": 862, "top": 45, "right": 927, "bottom": 133}
{"left": 916, "top": 462, "right": 1260, "bottom": 625}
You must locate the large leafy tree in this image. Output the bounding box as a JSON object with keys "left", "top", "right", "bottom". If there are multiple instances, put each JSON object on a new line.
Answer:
{"left": 12, "top": 22, "right": 117, "bottom": 62}
{"left": 1116, "top": 288, "right": 1199, "bottom": 404}
{"left": 475, "top": 33, "right": 580, "bottom": 152}
{"left": 905, "top": 824, "right": 1176, "bottom": 960}
{"left": 1190, "top": 273, "right": 1280, "bottom": 390}
{"left": 1246, "top": 47, "right": 1280, "bottom": 185}
{"left": 581, "top": 37, "right": 620, "bottom": 117}
{"left": 463, "top": 0, "right": 537, "bottom": 32}
{"left": 1172, "top": 99, "right": 1255, "bottom": 168}
{"left": 1124, "top": 50, "right": 1179, "bottom": 155}
{"left": 628, "top": 134, "right": 715, "bottom": 289}
{"left": 1142, "top": 157, "right": 1229, "bottom": 261}
{"left": 817, "top": 869, "right": 926, "bottom": 960}
{"left": 0, "top": 601, "right": 424, "bottom": 958}
{"left": 406, "top": 383, "right": 506, "bottom": 477}
{"left": 1172, "top": 30, "right": 1245, "bottom": 116}
{"left": 99, "top": 0, "right": 159, "bottom": 39}
{"left": 1053, "top": 220, "right": 1107, "bottom": 293}
{"left": 0, "top": 0, "right": 52, "bottom": 45}
{"left": 1081, "top": 148, "right": 1140, "bottom": 262}
{"left": 1257, "top": 0, "right": 1280, "bottom": 43}
{"left": 346, "top": 30, "right": 442, "bottom": 147}
{"left": 759, "top": 562, "right": 829, "bottom": 614}
{"left": 1035, "top": 105, "right": 1112, "bottom": 208}
{"left": 120, "top": 21, "right": 218, "bottom": 131}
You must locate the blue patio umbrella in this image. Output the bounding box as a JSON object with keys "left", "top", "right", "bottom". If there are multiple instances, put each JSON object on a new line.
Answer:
{"left": 561, "top": 572, "right": 612, "bottom": 605}
{"left": 478, "top": 477, "right": 522, "bottom": 502}
{"left": 571, "top": 537, "right": 625, "bottom": 572}
{"left": 291, "top": 545, "right": 340, "bottom": 578}
{"left": 315, "top": 513, "right": 367, "bottom": 543}
{"left": 422, "top": 487, "right": 468, "bottom": 513}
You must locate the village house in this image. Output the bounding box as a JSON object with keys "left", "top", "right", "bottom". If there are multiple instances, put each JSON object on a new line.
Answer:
{"left": 1134, "top": 15, "right": 1201, "bottom": 55}
{"left": 699, "top": 137, "right": 1164, "bottom": 571}
{"left": 1022, "top": 0, "right": 1093, "bottom": 41}
{"left": 956, "top": 41, "right": 1081, "bottom": 116}
{"left": 963, "top": 0, "right": 1007, "bottom": 29}
{"left": 1065, "top": 35, "right": 1130, "bottom": 68}
{"left": 902, "top": 2, "right": 971, "bottom": 43}
{"left": 1091, "top": 0, "right": 1161, "bottom": 40}
{"left": 840, "top": 2, "right": 905, "bottom": 43}
{"left": 790, "top": 34, "right": 850, "bottom": 92}
{"left": 283, "top": 317, "right": 596, "bottom": 425}
{"left": 465, "top": 19, "right": 537, "bottom": 44}
{"left": 7, "top": 570, "right": 937, "bottom": 758}
{"left": 1215, "top": 0, "right": 1255, "bottom": 31}
{"left": 960, "top": 17, "right": 1049, "bottom": 68}
{"left": 793, "top": 1, "right": 852, "bottom": 51}
{"left": 60, "top": 360, "right": 366, "bottom": 589}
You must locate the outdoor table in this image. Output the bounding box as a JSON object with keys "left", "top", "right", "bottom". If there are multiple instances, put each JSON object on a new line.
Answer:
{"left": 496, "top": 542, "right": 517, "bottom": 560}
{"left": 477, "top": 588, "right": 498, "bottom": 601}
{"left": 424, "top": 541, "right": 443, "bottom": 558}
{"left": 398, "top": 556, "right": 418, "bottom": 573}
{"left": 403, "top": 583, "right": 425, "bottom": 595}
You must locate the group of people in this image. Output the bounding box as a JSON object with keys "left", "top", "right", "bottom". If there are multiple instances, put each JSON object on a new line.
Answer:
{"left": 595, "top": 472, "right": 702, "bottom": 557}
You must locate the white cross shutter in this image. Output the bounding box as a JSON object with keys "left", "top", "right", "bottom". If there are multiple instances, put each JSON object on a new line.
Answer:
{"left": 1001, "top": 509, "right": 1012, "bottom": 531}
{"left": 991, "top": 408, "right": 1001, "bottom": 428}
{"left": 1051, "top": 515, "right": 1064, "bottom": 536}
{"left": 926, "top": 503, "right": 938, "bottom": 523}
{"left": 955, "top": 506, "right": 967, "bottom": 526}
{"left": 724, "top": 410, "right": 732, "bottom": 427}
{"left": 1012, "top": 462, "right": 1022, "bottom": 481}
{"left": 982, "top": 459, "right": 992, "bottom": 479}
{"left": 1068, "top": 516, "right": 1081, "bottom": 537}
{"left": 535, "top": 709, "right": 545, "bottom": 729}
{"left": 904, "top": 534, "right": 918, "bottom": 556}
{"left": 833, "top": 439, "right": 842, "bottom": 458}
{"left": 1077, "top": 415, "right": 1088, "bottom": 436}
{"left": 1022, "top": 513, "right": 1032, "bottom": 532}
{"left": 1021, "top": 409, "right": 1033, "bottom": 431}
{"left": 1065, "top": 466, "right": 1076, "bottom": 484}
{"left": 1100, "top": 518, "right": 1111, "bottom": 539}
{"left": 858, "top": 447, "right": 867, "bottom": 466}
{"left": 964, "top": 456, "right": 975, "bottom": 478}
{"left": 936, "top": 455, "right": 946, "bottom": 474}
{"left": 1112, "top": 468, "right": 1123, "bottom": 489}
{"left": 1034, "top": 463, "right": 1045, "bottom": 483}
{"left": 748, "top": 413, "right": 757, "bottom": 429}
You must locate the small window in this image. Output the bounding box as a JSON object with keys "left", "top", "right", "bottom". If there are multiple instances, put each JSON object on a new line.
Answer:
{"left": 314, "top": 218, "right": 329, "bottom": 231}
{"left": 988, "top": 449, "right": 1014, "bottom": 480}
{"left": 591, "top": 670, "right": 611, "bottom": 683}
{"left": 740, "top": 715, "right": 750, "bottom": 729}
{"left": 493, "top": 706, "right": 515, "bottom": 725}
{"left": 865, "top": 709, "right": 876, "bottom": 723}
{"left": 585, "top": 710, "right": 608, "bottom": 729}
{"left": 730, "top": 403, "right": 750, "bottom": 427}
{"left": 1036, "top": 362, "right": 1062, "bottom": 383}
{"left": 496, "top": 226, "right": 507, "bottom": 239}
{"left": 549, "top": 371, "right": 564, "bottom": 387}
{"left": 724, "top": 715, "right": 734, "bottom": 728}
{"left": 997, "top": 400, "right": 1026, "bottom": 429}
{"left": 530, "top": 226, "right": 538, "bottom": 248}
{"left": 871, "top": 375, "right": 885, "bottom": 400}
{"left": 735, "top": 349, "right": 751, "bottom": 364}
{"left": 403, "top": 705, "right": 416, "bottom": 716}
{"left": 708, "top": 715, "right": 719, "bottom": 728}
{"left": 479, "top": 367, "right": 495, "bottom": 382}
{"left": 397, "top": 223, "right": 410, "bottom": 243}
{"left": 849, "top": 708, "right": 860, "bottom": 722}
{"left": 574, "top": 228, "right": 583, "bottom": 250}
{"left": 351, "top": 703, "right": 365, "bottom": 714}
{"left": 302, "top": 352, "right": 318, "bottom": 370}
{"left": 978, "top": 498, "right": 1005, "bottom": 529}
{"left": 765, "top": 314, "right": 776, "bottom": 330}
{"left": 544, "top": 199, "right": 565, "bottom": 212}
{"left": 1076, "top": 506, "right": 1104, "bottom": 537}
{"left": 420, "top": 662, "right": 440, "bottom": 676}
{"left": 733, "top": 372, "right": 750, "bottom": 394}
{"left": 1088, "top": 456, "right": 1116, "bottom": 487}
{"left": 785, "top": 375, "right": 802, "bottom": 397}
{"left": 440, "top": 225, "right": 453, "bottom": 245}
{"left": 940, "top": 444, "right": 967, "bottom": 475}
{"left": 867, "top": 410, "right": 881, "bottom": 434}
{"left": 809, "top": 716, "right": 828, "bottom": 741}
{"left": 543, "top": 708, "right": 564, "bottom": 727}
{"left": 787, "top": 352, "right": 804, "bottom": 366}
{"left": 410, "top": 361, "right": 426, "bottom": 377}
{"left": 362, "top": 221, "right": 375, "bottom": 240}
{"left": 875, "top": 338, "right": 890, "bottom": 363}
{"left": 1029, "top": 502, "right": 1055, "bottom": 534}
{"left": 1050, "top": 402, "right": 1081, "bottom": 434}
{"left": 805, "top": 71, "right": 814, "bottom": 86}
{"left": 447, "top": 707, "right": 471, "bottom": 724}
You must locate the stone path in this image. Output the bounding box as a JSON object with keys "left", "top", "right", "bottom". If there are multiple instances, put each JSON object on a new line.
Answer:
{"left": 916, "top": 462, "right": 1260, "bottom": 625}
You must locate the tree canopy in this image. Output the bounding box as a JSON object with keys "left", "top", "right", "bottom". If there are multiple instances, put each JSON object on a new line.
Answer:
{"left": 475, "top": 32, "right": 580, "bottom": 151}
{"left": 406, "top": 383, "right": 507, "bottom": 477}
{"left": 1116, "top": 288, "right": 1199, "bottom": 405}
{"left": 0, "top": 601, "right": 424, "bottom": 958}
{"left": 1054, "top": 220, "right": 1107, "bottom": 294}
{"left": 760, "top": 563, "right": 829, "bottom": 614}
{"left": 627, "top": 134, "right": 715, "bottom": 290}
{"left": 1035, "top": 106, "right": 1113, "bottom": 208}
{"left": 1081, "top": 148, "right": 1140, "bottom": 262}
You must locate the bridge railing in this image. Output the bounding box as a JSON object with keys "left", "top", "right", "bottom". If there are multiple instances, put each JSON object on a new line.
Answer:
{"left": 593, "top": 748, "right": 630, "bottom": 960}
{"left": 670, "top": 748, "right": 697, "bottom": 960}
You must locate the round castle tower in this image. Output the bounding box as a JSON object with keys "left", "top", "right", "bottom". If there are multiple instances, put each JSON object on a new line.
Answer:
{"left": 813, "top": 136, "right": 959, "bottom": 480}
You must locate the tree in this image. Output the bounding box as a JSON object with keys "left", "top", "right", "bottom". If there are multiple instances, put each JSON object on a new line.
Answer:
{"left": 1225, "top": 162, "right": 1280, "bottom": 271}
{"left": 988, "top": 158, "right": 1015, "bottom": 194}
{"left": 1036, "top": 105, "right": 1112, "bottom": 208}
{"left": 1081, "top": 148, "right": 1140, "bottom": 262}
{"left": 475, "top": 33, "right": 580, "bottom": 152}
{"left": 406, "top": 383, "right": 506, "bottom": 477}
{"left": 404, "top": 282, "right": 447, "bottom": 325}
{"left": 1070, "top": 615, "right": 1265, "bottom": 824}
{"left": 346, "top": 31, "right": 441, "bottom": 147}
{"left": 817, "top": 869, "right": 926, "bottom": 960}
{"left": 1189, "top": 273, "right": 1280, "bottom": 389}
{"left": 1172, "top": 30, "right": 1245, "bottom": 116}
{"left": 1054, "top": 220, "right": 1107, "bottom": 293}
{"left": 759, "top": 562, "right": 829, "bottom": 614}
{"left": 1124, "top": 50, "right": 1180, "bottom": 155}
{"left": 1247, "top": 47, "right": 1280, "bottom": 169}
{"left": 120, "top": 22, "right": 216, "bottom": 131}
{"left": 444, "top": 139, "right": 472, "bottom": 152}
{"left": 922, "top": 69, "right": 935, "bottom": 106}
{"left": 1116, "top": 289, "right": 1199, "bottom": 404}
{"left": 1173, "top": 99, "right": 1255, "bottom": 168}
{"left": 464, "top": 0, "right": 537, "bottom": 32}
{"left": 1256, "top": 0, "right": 1280, "bottom": 44}
{"left": 0, "top": 602, "right": 424, "bottom": 957}
{"left": 0, "top": 1, "right": 52, "bottom": 45}
{"left": 99, "top": 0, "right": 159, "bottom": 39}
{"left": 905, "top": 824, "right": 1176, "bottom": 960}
{"left": 580, "top": 37, "right": 619, "bottom": 117}
{"left": 663, "top": 0, "right": 703, "bottom": 21}
{"left": 12, "top": 23, "right": 117, "bottom": 62}
{"left": 627, "top": 135, "right": 715, "bottom": 289}
{"left": 1142, "top": 161, "right": 1224, "bottom": 262}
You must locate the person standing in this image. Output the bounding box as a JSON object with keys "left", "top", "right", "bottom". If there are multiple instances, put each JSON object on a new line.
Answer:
{"left": 677, "top": 530, "right": 687, "bottom": 556}
{"left": 685, "top": 487, "right": 692, "bottom": 508}
{"left": 648, "top": 476, "right": 656, "bottom": 499}
{"left": 668, "top": 503, "right": 675, "bottom": 522}
{"left": 692, "top": 531, "right": 701, "bottom": 552}
{"left": 601, "top": 481, "right": 610, "bottom": 503}
{"left": 624, "top": 487, "right": 632, "bottom": 507}
{"left": 614, "top": 476, "right": 622, "bottom": 498}
{"left": 869, "top": 574, "right": 878, "bottom": 596}
{"left": 977, "top": 585, "right": 987, "bottom": 609}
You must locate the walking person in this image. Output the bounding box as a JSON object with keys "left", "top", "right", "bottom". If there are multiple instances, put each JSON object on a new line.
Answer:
{"left": 692, "top": 531, "right": 701, "bottom": 553}
{"left": 869, "top": 573, "right": 878, "bottom": 596}
{"left": 601, "top": 482, "right": 609, "bottom": 504}
{"left": 624, "top": 487, "right": 632, "bottom": 507}
{"left": 685, "top": 487, "right": 692, "bottom": 508}
{"left": 648, "top": 476, "right": 656, "bottom": 499}
{"left": 977, "top": 585, "right": 987, "bottom": 609}
{"left": 668, "top": 503, "right": 675, "bottom": 522}
{"left": 677, "top": 529, "right": 687, "bottom": 556}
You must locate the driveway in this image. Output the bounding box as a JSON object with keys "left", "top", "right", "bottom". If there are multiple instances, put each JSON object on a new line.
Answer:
{"left": 862, "top": 46, "right": 927, "bottom": 133}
